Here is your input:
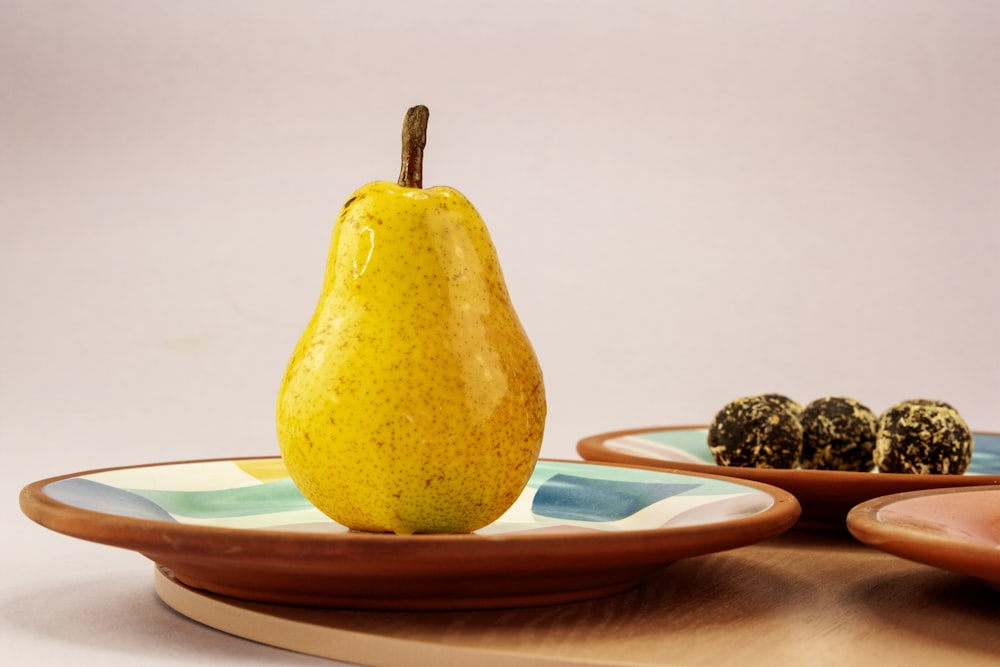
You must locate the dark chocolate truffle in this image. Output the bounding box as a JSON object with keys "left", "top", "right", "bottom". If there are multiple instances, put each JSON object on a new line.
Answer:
{"left": 875, "top": 400, "right": 973, "bottom": 474}
{"left": 893, "top": 398, "right": 956, "bottom": 411}
{"left": 799, "top": 396, "right": 877, "bottom": 471}
{"left": 760, "top": 393, "right": 803, "bottom": 418}
{"left": 708, "top": 395, "right": 803, "bottom": 468}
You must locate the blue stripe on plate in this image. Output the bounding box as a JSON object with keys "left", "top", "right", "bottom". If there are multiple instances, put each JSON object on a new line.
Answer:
{"left": 532, "top": 473, "right": 699, "bottom": 522}
{"left": 45, "top": 478, "right": 178, "bottom": 522}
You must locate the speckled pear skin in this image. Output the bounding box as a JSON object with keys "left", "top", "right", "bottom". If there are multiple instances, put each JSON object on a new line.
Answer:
{"left": 276, "top": 181, "right": 546, "bottom": 535}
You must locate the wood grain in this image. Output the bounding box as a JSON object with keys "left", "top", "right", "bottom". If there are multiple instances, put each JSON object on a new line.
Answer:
{"left": 155, "top": 532, "right": 1000, "bottom": 666}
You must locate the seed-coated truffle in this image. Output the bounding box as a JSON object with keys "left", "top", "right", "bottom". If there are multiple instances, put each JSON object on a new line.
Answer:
{"left": 799, "top": 396, "right": 877, "bottom": 471}
{"left": 760, "top": 393, "right": 803, "bottom": 418}
{"left": 874, "top": 400, "right": 973, "bottom": 474}
{"left": 708, "top": 395, "right": 803, "bottom": 468}
{"left": 891, "top": 398, "right": 955, "bottom": 411}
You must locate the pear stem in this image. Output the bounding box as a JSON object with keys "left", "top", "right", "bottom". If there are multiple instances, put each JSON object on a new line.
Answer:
{"left": 397, "top": 105, "right": 429, "bottom": 188}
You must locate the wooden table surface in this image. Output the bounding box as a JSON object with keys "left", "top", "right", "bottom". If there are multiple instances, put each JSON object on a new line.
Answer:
{"left": 155, "top": 529, "right": 1000, "bottom": 666}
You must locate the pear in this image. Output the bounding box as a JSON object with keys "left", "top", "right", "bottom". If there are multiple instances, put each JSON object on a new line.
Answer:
{"left": 276, "top": 106, "right": 546, "bottom": 535}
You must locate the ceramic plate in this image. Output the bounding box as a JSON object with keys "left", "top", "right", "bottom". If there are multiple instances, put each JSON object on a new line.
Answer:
{"left": 847, "top": 486, "right": 1000, "bottom": 590}
{"left": 20, "top": 457, "right": 799, "bottom": 610}
{"left": 577, "top": 427, "right": 1000, "bottom": 531}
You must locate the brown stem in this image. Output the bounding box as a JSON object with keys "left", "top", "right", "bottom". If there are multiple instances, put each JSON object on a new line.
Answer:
{"left": 397, "top": 105, "right": 429, "bottom": 188}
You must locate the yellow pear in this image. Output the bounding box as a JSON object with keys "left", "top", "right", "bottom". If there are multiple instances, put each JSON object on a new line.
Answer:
{"left": 276, "top": 106, "right": 546, "bottom": 534}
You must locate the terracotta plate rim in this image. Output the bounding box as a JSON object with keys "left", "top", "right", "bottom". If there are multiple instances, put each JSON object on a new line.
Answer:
{"left": 19, "top": 456, "right": 799, "bottom": 552}
{"left": 846, "top": 486, "right": 1000, "bottom": 587}
{"left": 577, "top": 425, "right": 1000, "bottom": 531}
{"left": 19, "top": 456, "right": 801, "bottom": 609}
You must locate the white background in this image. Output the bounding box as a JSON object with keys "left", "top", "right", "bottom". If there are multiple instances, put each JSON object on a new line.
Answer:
{"left": 3, "top": 1, "right": 998, "bottom": 665}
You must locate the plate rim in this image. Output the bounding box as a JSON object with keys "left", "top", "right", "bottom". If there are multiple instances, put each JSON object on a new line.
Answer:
{"left": 578, "top": 425, "right": 1000, "bottom": 485}
{"left": 845, "top": 485, "right": 1000, "bottom": 585}
{"left": 19, "top": 455, "right": 802, "bottom": 558}
{"left": 578, "top": 425, "right": 1000, "bottom": 531}
{"left": 20, "top": 455, "right": 803, "bottom": 609}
